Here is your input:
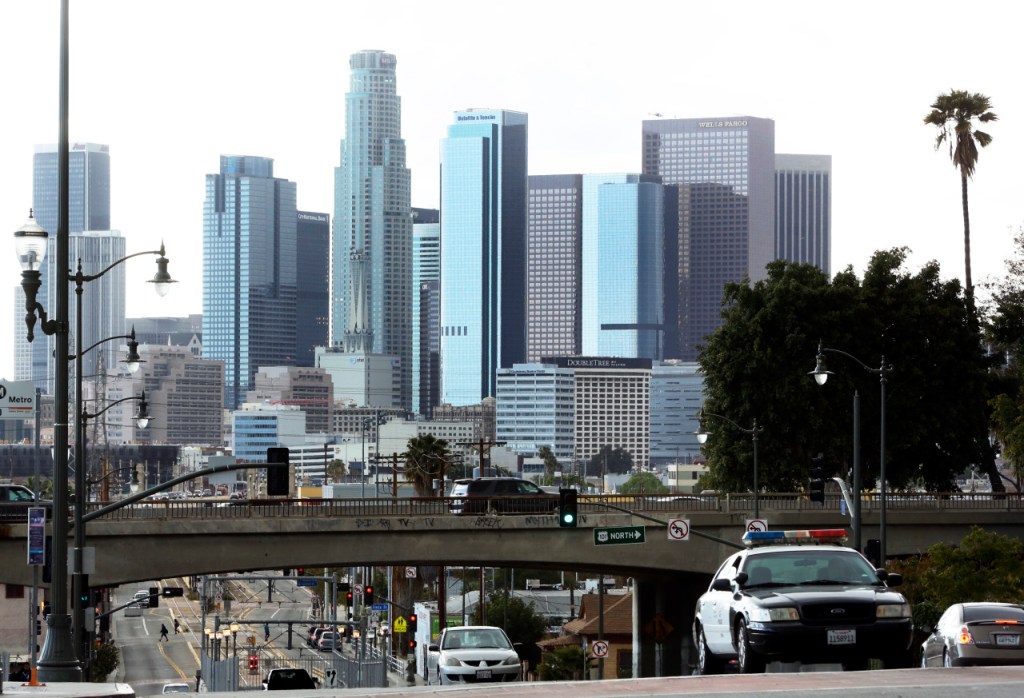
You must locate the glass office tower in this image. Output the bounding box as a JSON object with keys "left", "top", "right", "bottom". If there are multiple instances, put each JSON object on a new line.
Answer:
{"left": 203, "top": 155, "right": 297, "bottom": 409}
{"left": 23, "top": 142, "right": 112, "bottom": 391}
{"left": 412, "top": 209, "right": 440, "bottom": 416}
{"left": 440, "top": 108, "right": 528, "bottom": 406}
{"left": 642, "top": 117, "right": 775, "bottom": 361}
{"left": 332, "top": 50, "right": 412, "bottom": 409}
{"left": 296, "top": 211, "right": 330, "bottom": 367}
{"left": 775, "top": 154, "right": 832, "bottom": 275}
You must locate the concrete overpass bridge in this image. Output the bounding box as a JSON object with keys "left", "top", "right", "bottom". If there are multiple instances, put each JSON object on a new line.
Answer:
{"left": 3, "top": 492, "right": 1022, "bottom": 678}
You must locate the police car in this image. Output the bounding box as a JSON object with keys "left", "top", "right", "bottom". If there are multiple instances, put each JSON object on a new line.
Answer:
{"left": 693, "top": 529, "right": 913, "bottom": 673}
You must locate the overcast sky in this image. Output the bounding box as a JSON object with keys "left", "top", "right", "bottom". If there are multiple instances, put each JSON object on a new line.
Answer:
{"left": 2, "top": 0, "right": 1021, "bottom": 379}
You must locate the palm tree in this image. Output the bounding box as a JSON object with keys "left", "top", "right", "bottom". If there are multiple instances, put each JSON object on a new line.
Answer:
{"left": 404, "top": 434, "right": 452, "bottom": 496}
{"left": 924, "top": 90, "right": 997, "bottom": 308}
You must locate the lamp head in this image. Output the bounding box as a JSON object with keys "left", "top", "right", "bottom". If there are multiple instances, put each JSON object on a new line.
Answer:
{"left": 810, "top": 351, "right": 833, "bottom": 385}
{"left": 135, "top": 390, "right": 150, "bottom": 430}
{"left": 694, "top": 408, "right": 709, "bottom": 444}
{"left": 14, "top": 210, "right": 48, "bottom": 272}
{"left": 149, "top": 242, "right": 175, "bottom": 297}
{"left": 125, "top": 325, "right": 143, "bottom": 374}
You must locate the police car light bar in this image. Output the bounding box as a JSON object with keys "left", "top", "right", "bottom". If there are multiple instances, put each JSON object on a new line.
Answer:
{"left": 742, "top": 529, "right": 848, "bottom": 547}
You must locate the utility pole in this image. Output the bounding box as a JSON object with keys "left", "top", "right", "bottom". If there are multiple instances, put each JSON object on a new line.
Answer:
{"left": 456, "top": 437, "right": 507, "bottom": 478}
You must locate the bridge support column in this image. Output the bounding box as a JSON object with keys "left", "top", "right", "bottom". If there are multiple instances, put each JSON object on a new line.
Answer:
{"left": 633, "top": 575, "right": 708, "bottom": 678}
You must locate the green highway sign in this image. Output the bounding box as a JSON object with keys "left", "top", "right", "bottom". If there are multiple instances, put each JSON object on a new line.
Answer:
{"left": 594, "top": 526, "right": 645, "bottom": 546}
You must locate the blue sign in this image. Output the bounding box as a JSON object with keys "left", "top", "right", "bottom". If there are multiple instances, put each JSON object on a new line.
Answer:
{"left": 27, "top": 507, "right": 46, "bottom": 565}
{"left": 371, "top": 603, "right": 388, "bottom": 611}
{"left": 296, "top": 578, "right": 317, "bottom": 587}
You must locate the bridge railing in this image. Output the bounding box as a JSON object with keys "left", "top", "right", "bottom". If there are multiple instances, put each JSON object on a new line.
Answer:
{"left": 6, "top": 491, "right": 1021, "bottom": 524}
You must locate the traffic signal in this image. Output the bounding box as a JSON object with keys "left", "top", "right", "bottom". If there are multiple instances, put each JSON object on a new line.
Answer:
{"left": 36, "top": 619, "right": 42, "bottom": 635}
{"left": 266, "top": 447, "right": 290, "bottom": 496}
{"left": 282, "top": 568, "right": 292, "bottom": 576}
{"left": 248, "top": 654, "right": 259, "bottom": 674}
{"left": 364, "top": 585, "right": 373, "bottom": 602}
{"left": 408, "top": 613, "right": 417, "bottom": 633}
{"left": 346, "top": 591, "right": 354, "bottom": 604}
{"left": 162, "top": 587, "right": 184, "bottom": 598}
{"left": 809, "top": 455, "right": 826, "bottom": 503}
{"left": 558, "top": 488, "right": 578, "bottom": 527}
{"left": 296, "top": 567, "right": 305, "bottom": 576}
{"left": 408, "top": 639, "right": 417, "bottom": 650}
{"left": 148, "top": 586, "right": 160, "bottom": 608}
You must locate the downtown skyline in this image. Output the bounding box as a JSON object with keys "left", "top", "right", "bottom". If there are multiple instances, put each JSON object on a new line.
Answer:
{"left": 3, "top": 0, "right": 1022, "bottom": 379}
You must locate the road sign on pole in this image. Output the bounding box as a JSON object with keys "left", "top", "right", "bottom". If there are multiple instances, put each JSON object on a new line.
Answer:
{"left": 745, "top": 518, "right": 769, "bottom": 533}
{"left": 594, "top": 526, "right": 645, "bottom": 546}
{"left": 667, "top": 519, "right": 690, "bottom": 541}
{"left": 592, "top": 639, "right": 609, "bottom": 658}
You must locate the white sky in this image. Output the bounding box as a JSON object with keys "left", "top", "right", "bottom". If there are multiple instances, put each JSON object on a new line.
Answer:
{"left": 2, "top": 0, "right": 1021, "bottom": 379}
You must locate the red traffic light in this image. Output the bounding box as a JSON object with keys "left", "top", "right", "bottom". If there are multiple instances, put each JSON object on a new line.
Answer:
{"left": 408, "top": 639, "right": 417, "bottom": 650}
{"left": 346, "top": 592, "right": 354, "bottom": 603}
{"left": 364, "top": 585, "right": 373, "bottom": 598}
{"left": 248, "top": 654, "right": 259, "bottom": 669}
{"left": 408, "top": 613, "right": 418, "bottom": 632}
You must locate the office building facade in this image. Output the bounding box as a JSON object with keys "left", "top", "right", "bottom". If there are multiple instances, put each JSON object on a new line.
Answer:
{"left": 649, "top": 360, "right": 705, "bottom": 466}
{"left": 249, "top": 365, "right": 334, "bottom": 435}
{"left": 440, "top": 108, "right": 529, "bottom": 406}
{"left": 412, "top": 211, "right": 440, "bottom": 416}
{"left": 22, "top": 142, "right": 112, "bottom": 392}
{"left": 496, "top": 363, "right": 576, "bottom": 462}
{"left": 642, "top": 117, "right": 775, "bottom": 360}
{"left": 775, "top": 154, "right": 832, "bottom": 275}
{"left": 132, "top": 344, "right": 224, "bottom": 447}
{"left": 332, "top": 50, "right": 412, "bottom": 409}
{"left": 526, "top": 174, "right": 583, "bottom": 362}
{"left": 202, "top": 155, "right": 298, "bottom": 409}
{"left": 296, "top": 211, "right": 330, "bottom": 367}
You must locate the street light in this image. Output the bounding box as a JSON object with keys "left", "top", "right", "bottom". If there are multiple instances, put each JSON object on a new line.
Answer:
{"left": 810, "top": 340, "right": 893, "bottom": 564}
{"left": 694, "top": 409, "right": 764, "bottom": 518}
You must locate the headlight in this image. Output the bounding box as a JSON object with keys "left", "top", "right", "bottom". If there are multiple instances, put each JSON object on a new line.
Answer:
{"left": 747, "top": 607, "right": 800, "bottom": 622}
{"left": 876, "top": 603, "right": 911, "bottom": 619}
{"left": 500, "top": 655, "right": 520, "bottom": 666}
{"left": 443, "top": 655, "right": 463, "bottom": 667}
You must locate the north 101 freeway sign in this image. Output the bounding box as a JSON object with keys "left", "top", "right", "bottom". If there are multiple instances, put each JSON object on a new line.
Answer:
{"left": 594, "top": 526, "right": 645, "bottom": 546}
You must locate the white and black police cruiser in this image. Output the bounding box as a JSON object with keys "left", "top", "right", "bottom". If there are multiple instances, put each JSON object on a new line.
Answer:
{"left": 693, "top": 529, "right": 913, "bottom": 673}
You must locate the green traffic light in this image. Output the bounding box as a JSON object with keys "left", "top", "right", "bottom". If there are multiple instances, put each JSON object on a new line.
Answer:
{"left": 562, "top": 512, "right": 575, "bottom": 525}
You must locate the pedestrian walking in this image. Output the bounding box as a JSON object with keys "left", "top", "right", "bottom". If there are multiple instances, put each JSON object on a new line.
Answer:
{"left": 173, "top": 618, "right": 180, "bottom": 634}
{"left": 160, "top": 623, "right": 169, "bottom": 641}
{"left": 264, "top": 622, "right": 270, "bottom": 642}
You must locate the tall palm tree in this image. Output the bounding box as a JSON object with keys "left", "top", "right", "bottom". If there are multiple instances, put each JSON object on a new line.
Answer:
{"left": 924, "top": 90, "right": 997, "bottom": 307}
{"left": 404, "top": 434, "right": 452, "bottom": 496}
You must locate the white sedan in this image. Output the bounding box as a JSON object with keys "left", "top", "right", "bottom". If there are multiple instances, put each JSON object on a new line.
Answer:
{"left": 428, "top": 625, "right": 522, "bottom": 685}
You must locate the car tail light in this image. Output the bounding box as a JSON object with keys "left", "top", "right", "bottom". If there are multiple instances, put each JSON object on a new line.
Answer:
{"left": 957, "top": 626, "right": 974, "bottom": 644}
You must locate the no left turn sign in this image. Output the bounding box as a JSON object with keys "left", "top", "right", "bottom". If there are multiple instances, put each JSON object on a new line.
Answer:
{"left": 746, "top": 519, "right": 768, "bottom": 532}
{"left": 667, "top": 519, "right": 690, "bottom": 541}
{"left": 592, "top": 640, "right": 609, "bottom": 658}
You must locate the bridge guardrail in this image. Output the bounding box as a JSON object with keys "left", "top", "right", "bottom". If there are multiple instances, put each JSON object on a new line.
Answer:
{"left": 4, "top": 491, "right": 1021, "bottom": 524}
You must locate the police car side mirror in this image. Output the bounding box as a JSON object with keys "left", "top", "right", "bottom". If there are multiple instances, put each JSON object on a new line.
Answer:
{"left": 875, "top": 568, "right": 889, "bottom": 582}
{"left": 711, "top": 578, "right": 734, "bottom": 592}
{"left": 883, "top": 572, "right": 903, "bottom": 587}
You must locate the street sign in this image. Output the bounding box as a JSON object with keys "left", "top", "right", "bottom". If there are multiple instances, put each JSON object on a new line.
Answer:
{"left": 296, "top": 578, "right": 317, "bottom": 587}
{"left": 594, "top": 526, "right": 645, "bottom": 546}
{"left": 27, "top": 507, "right": 46, "bottom": 565}
{"left": 393, "top": 616, "right": 407, "bottom": 633}
{"left": 371, "top": 603, "right": 388, "bottom": 611}
{"left": 405, "top": 566, "right": 417, "bottom": 578}
{"left": 667, "top": 518, "right": 690, "bottom": 541}
{"left": 0, "top": 380, "right": 34, "bottom": 421}
{"left": 745, "top": 518, "right": 769, "bottom": 533}
{"left": 591, "top": 639, "right": 609, "bottom": 658}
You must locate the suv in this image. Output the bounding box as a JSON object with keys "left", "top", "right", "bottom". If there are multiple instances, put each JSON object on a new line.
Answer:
{"left": 449, "top": 477, "right": 558, "bottom": 515}
{"left": 0, "top": 484, "right": 38, "bottom": 502}
{"left": 132, "top": 590, "right": 151, "bottom": 608}
{"left": 693, "top": 529, "right": 913, "bottom": 673}
{"left": 263, "top": 667, "right": 317, "bottom": 690}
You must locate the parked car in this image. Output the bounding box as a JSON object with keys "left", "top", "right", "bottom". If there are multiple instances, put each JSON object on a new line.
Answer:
{"left": 263, "top": 667, "right": 317, "bottom": 690}
{"left": 448, "top": 477, "right": 558, "bottom": 515}
{"left": 920, "top": 602, "right": 1024, "bottom": 667}
{"left": 693, "top": 528, "right": 913, "bottom": 673}
{"left": 428, "top": 625, "right": 522, "bottom": 684}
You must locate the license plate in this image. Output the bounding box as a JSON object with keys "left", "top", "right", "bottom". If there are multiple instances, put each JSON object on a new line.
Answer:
{"left": 475, "top": 669, "right": 492, "bottom": 679}
{"left": 995, "top": 634, "right": 1020, "bottom": 647}
{"left": 827, "top": 629, "right": 856, "bottom": 645}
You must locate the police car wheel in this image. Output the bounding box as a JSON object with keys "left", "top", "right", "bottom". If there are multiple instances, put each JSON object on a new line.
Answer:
{"left": 697, "top": 626, "right": 722, "bottom": 675}
{"left": 736, "top": 618, "right": 765, "bottom": 674}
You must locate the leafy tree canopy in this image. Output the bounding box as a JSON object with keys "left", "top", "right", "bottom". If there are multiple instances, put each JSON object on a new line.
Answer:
{"left": 698, "top": 252, "right": 998, "bottom": 493}
{"left": 538, "top": 645, "right": 585, "bottom": 681}
{"left": 404, "top": 434, "right": 452, "bottom": 496}
{"left": 585, "top": 445, "right": 633, "bottom": 475}
{"left": 619, "top": 472, "right": 668, "bottom": 495}
{"left": 473, "top": 589, "right": 548, "bottom": 647}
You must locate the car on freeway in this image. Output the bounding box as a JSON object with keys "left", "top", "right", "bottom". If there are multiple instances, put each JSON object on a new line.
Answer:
{"left": 0, "top": 484, "right": 38, "bottom": 502}
{"left": 317, "top": 631, "right": 338, "bottom": 651}
{"left": 262, "top": 667, "right": 317, "bottom": 690}
{"left": 307, "top": 626, "right": 331, "bottom": 648}
{"left": 448, "top": 477, "right": 558, "bottom": 515}
{"left": 428, "top": 625, "right": 522, "bottom": 685}
{"left": 161, "top": 682, "right": 190, "bottom": 694}
{"left": 920, "top": 602, "right": 1024, "bottom": 667}
{"left": 132, "top": 589, "right": 151, "bottom": 608}
{"left": 693, "top": 528, "right": 913, "bottom": 674}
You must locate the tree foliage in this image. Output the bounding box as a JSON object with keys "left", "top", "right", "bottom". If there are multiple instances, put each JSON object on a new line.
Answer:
{"left": 585, "top": 445, "right": 633, "bottom": 475}
{"left": 472, "top": 589, "right": 548, "bottom": 646}
{"left": 619, "top": 472, "right": 668, "bottom": 494}
{"left": 538, "top": 645, "right": 585, "bottom": 681}
{"left": 403, "top": 434, "right": 452, "bottom": 496}
{"left": 891, "top": 527, "right": 1024, "bottom": 631}
{"left": 698, "top": 254, "right": 998, "bottom": 493}
{"left": 91, "top": 642, "right": 119, "bottom": 681}
{"left": 984, "top": 228, "right": 1024, "bottom": 490}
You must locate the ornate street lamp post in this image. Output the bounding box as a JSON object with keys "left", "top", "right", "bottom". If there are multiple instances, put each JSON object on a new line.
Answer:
{"left": 694, "top": 409, "right": 764, "bottom": 518}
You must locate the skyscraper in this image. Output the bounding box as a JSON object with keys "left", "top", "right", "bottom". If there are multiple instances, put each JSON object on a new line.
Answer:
{"left": 332, "top": 50, "right": 412, "bottom": 409}
{"left": 440, "top": 108, "right": 528, "bottom": 406}
{"left": 202, "top": 155, "right": 297, "bottom": 409}
{"left": 642, "top": 117, "right": 775, "bottom": 360}
{"left": 775, "top": 154, "right": 832, "bottom": 275}
{"left": 527, "top": 174, "right": 582, "bottom": 362}
{"left": 20, "top": 142, "right": 112, "bottom": 391}
{"left": 296, "top": 210, "right": 330, "bottom": 367}
{"left": 412, "top": 208, "right": 440, "bottom": 416}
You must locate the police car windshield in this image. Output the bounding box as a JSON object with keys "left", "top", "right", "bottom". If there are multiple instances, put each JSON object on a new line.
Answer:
{"left": 743, "top": 551, "right": 879, "bottom": 587}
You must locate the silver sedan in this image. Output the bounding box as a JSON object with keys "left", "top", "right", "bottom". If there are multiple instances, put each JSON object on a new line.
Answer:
{"left": 921, "top": 602, "right": 1024, "bottom": 667}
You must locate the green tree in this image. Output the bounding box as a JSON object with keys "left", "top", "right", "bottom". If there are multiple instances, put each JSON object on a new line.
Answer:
{"left": 984, "top": 228, "right": 1024, "bottom": 491}
{"left": 699, "top": 253, "right": 998, "bottom": 493}
{"left": 538, "top": 645, "right": 584, "bottom": 681}
{"left": 472, "top": 590, "right": 548, "bottom": 646}
{"left": 585, "top": 445, "right": 633, "bottom": 476}
{"left": 24, "top": 476, "right": 53, "bottom": 499}
{"left": 403, "top": 434, "right": 452, "bottom": 496}
{"left": 924, "top": 90, "right": 997, "bottom": 308}
{"left": 326, "top": 459, "right": 347, "bottom": 483}
{"left": 538, "top": 446, "right": 560, "bottom": 485}
{"left": 619, "top": 472, "right": 668, "bottom": 494}
{"left": 91, "top": 642, "right": 119, "bottom": 681}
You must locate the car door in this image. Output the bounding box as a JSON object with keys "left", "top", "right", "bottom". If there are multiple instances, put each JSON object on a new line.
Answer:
{"left": 700, "top": 553, "right": 742, "bottom": 652}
